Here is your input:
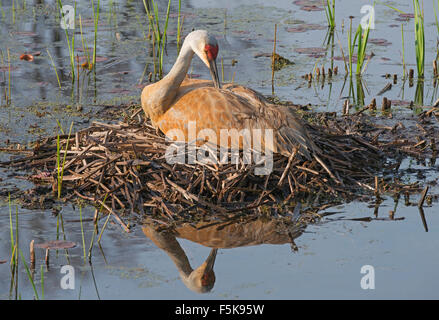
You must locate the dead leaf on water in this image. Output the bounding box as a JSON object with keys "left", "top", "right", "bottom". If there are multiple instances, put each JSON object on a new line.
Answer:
{"left": 286, "top": 24, "right": 325, "bottom": 33}
{"left": 293, "top": 0, "right": 323, "bottom": 6}
{"left": 35, "top": 240, "right": 77, "bottom": 250}
{"left": 81, "top": 62, "right": 93, "bottom": 70}
{"left": 300, "top": 5, "right": 324, "bottom": 11}
{"left": 369, "top": 38, "right": 392, "bottom": 46}
{"left": 20, "top": 54, "right": 34, "bottom": 62}
{"left": 295, "top": 47, "right": 326, "bottom": 55}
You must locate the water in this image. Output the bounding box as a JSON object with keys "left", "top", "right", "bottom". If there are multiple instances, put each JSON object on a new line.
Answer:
{"left": 0, "top": 0, "right": 438, "bottom": 299}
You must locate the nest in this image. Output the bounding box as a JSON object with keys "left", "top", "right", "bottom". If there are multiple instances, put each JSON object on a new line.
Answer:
{"left": 1, "top": 107, "right": 437, "bottom": 231}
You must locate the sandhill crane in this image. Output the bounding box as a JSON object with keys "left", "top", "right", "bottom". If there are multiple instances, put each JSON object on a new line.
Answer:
{"left": 142, "top": 217, "right": 304, "bottom": 293}
{"left": 141, "top": 30, "right": 337, "bottom": 181}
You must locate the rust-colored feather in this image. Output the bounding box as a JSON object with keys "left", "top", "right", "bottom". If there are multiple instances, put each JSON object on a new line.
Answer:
{"left": 142, "top": 78, "right": 318, "bottom": 159}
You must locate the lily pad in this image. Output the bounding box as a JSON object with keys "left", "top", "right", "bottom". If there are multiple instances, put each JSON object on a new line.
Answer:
{"left": 11, "top": 31, "right": 38, "bottom": 36}
{"left": 399, "top": 13, "right": 414, "bottom": 19}
{"left": 369, "top": 38, "right": 392, "bottom": 46}
{"left": 396, "top": 13, "right": 414, "bottom": 21}
{"left": 254, "top": 52, "right": 272, "bottom": 58}
{"left": 295, "top": 47, "right": 326, "bottom": 55}
{"left": 390, "top": 100, "right": 411, "bottom": 106}
{"left": 0, "top": 66, "right": 19, "bottom": 72}
{"left": 76, "top": 56, "right": 109, "bottom": 63}
{"left": 293, "top": 0, "right": 323, "bottom": 6}
{"left": 333, "top": 54, "right": 373, "bottom": 64}
{"left": 283, "top": 19, "right": 306, "bottom": 25}
{"left": 286, "top": 24, "right": 326, "bottom": 33}
{"left": 300, "top": 5, "right": 324, "bottom": 12}
{"left": 0, "top": 260, "right": 7, "bottom": 264}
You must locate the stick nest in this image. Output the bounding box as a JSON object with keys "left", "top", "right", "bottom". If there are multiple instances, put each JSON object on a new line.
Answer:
{"left": 1, "top": 107, "right": 437, "bottom": 231}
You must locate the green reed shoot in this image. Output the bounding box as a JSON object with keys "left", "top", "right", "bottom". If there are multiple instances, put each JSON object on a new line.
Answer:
{"left": 9, "top": 204, "right": 19, "bottom": 299}
{"left": 324, "top": 0, "right": 335, "bottom": 29}
{"left": 19, "top": 250, "right": 39, "bottom": 300}
{"left": 347, "top": 18, "right": 354, "bottom": 77}
{"left": 435, "top": 0, "right": 439, "bottom": 34}
{"left": 79, "top": 15, "right": 90, "bottom": 69}
{"left": 0, "top": 1, "right": 5, "bottom": 20}
{"left": 79, "top": 205, "right": 86, "bottom": 262}
{"left": 46, "top": 49, "right": 62, "bottom": 89}
{"left": 177, "top": 0, "right": 183, "bottom": 52}
{"left": 91, "top": 0, "right": 100, "bottom": 70}
{"left": 221, "top": 58, "right": 224, "bottom": 83}
{"left": 87, "top": 193, "right": 108, "bottom": 261}
{"left": 97, "top": 212, "right": 111, "bottom": 244}
{"left": 3, "top": 48, "right": 12, "bottom": 106}
{"left": 142, "top": 0, "right": 171, "bottom": 79}
{"left": 0, "top": 50, "right": 6, "bottom": 105}
{"left": 415, "top": 79, "right": 424, "bottom": 106}
{"left": 374, "top": 0, "right": 404, "bottom": 14}
{"left": 354, "top": 16, "right": 371, "bottom": 75}
{"left": 346, "top": 15, "right": 371, "bottom": 77}
{"left": 58, "top": 0, "right": 76, "bottom": 81}
{"left": 434, "top": 1, "right": 439, "bottom": 69}
{"left": 8, "top": 194, "right": 13, "bottom": 252}
{"left": 40, "top": 265, "right": 44, "bottom": 299}
{"left": 401, "top": 24, "right": 407, "bottom": 77}
{"left": 56, "top": 121, "right": 74, "bottom": 198}
{"left": 12, "top": 0, "right": 15, "bottom": 24}
{"left": 159, "top": 0, "right": 171, "bottom": 78}
{"left": 413, "top": 0, "right": 424, "bottom": 78}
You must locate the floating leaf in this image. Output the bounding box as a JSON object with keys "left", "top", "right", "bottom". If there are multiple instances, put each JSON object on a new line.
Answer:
{"left": 12, "top": 31, "right": 37, "bottom": 36}
{"left": 20, "top": 54, "right": 34, "bottom": 62}
{"left": 254, "top": 52, "right": 272, "bottom": 58}
{"left": 295, "top": 47, "right": 326, "bottom": 55}
{"left": 399, "top": 13, "right": 414, "bottom": 19}
{"left": 369, "top": 38, "right": 392, "bottom": 46}
{"left": 35, "top": 240, "right": 76, "bottom": 250}
{"left": 293, "top": 0, "right": 323, "bottom": 6}
{"left": 300, "top": 5, "right": 324, "bottom": 11}
{"left": 81, "top": 62, "right": 93, "bottom": 70}
{"left": 286, "top": 24, "right": 326, "bottom": 33}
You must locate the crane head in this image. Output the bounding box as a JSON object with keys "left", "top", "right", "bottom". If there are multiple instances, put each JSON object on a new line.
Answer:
{"left": 187, "top": 30, "right": 221, "bottom": 89}
{"left": 182, "top": 248, "right": 218, "bottom": 293}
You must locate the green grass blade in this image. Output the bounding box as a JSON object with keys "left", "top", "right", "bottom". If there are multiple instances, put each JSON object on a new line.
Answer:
{"left": 19, "top": 250, "right": 39, "bottom": 300}
{"left": 79, "top": 205, "right": 86, "bottom": 263}
{"left": 40, "top": 265, "right": 44, "bottom": 300}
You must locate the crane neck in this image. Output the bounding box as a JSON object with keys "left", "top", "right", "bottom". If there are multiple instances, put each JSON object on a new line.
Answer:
{"left": 142, "top": 226, "right": 194, "bottom": 277}
{"left": 144, "top": 40, "right": 195, "bottom": 123}
{"left": 162, "top": 40, "right": 195, "bottom": 86}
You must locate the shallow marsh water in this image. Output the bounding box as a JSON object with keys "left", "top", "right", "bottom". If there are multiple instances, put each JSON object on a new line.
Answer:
{"left": 0, "top": 0, "right": 438, "bottom": 299}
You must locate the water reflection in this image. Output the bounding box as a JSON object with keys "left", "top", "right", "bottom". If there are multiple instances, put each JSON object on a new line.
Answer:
{"left": 142, "top": 217, "right": 304, "bottom": 293}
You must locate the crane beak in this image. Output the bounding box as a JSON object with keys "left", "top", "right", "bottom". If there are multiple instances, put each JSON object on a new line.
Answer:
{"left": 199, "top": 248, "right": 218, "bottom": 287}
{"left": 204, "top": 248, "right": 217, "bottom": 272}
{"left": 208, "top": 59, "right": 221, "bottom": 89}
